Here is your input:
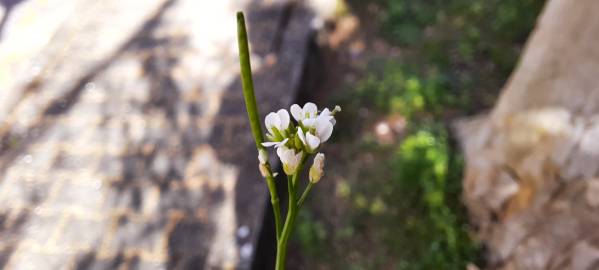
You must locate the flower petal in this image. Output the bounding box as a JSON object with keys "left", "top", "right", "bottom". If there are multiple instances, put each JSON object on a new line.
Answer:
{"left": 318, "top": 108, "right": 335, "bottom": 124}
{"left": 265, "top": 112, "right": 280, "bottom": 134}
{"left": 277, "top": 146, "right": 303, "bottom": 175}
{"left": 262, "top": 141, "right": 279, "bottom": 147}
{"left": 306, "top": 132, "right": 321, "bottom": 150}
{"left": 293, "top": 151, "right": 303, "bottom": 164}
{"left": 316, "top": 118, "right": 333, "bottom": 142}
{"left": 258, "top": 149, "right": 268, "bottom": 164}
{"left": 276, "top": 146, "right": 288, "bottom": 163}
{"left": 303, "top": 102, "right": 317, "bottom": 118}
{"left": 277, "top": 146, "right": 293, "bottom": 164}
{"left": 297, "top": 128, "right": 306, "bottom": 145}
{"left": 274, "top": 138, "right": 289, "bottom": 148}
{"left": 277, "top": 109, "right": 290, "bottom": 130}
{"left": 302, "top": 118, "right": 316, "bottom": 128}
{"left": 320, "top": 108, "right": 332, "bottom": 117}
{"left": 290, "top": 104, "right": 302, "bottom": 121}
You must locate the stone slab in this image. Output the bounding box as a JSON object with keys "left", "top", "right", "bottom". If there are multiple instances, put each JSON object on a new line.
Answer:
{"left": 0, "top": 0, "right": 317, "bottom": 269}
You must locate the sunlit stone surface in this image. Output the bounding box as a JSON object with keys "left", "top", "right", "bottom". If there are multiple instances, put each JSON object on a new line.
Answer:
{"left": 0, "top": 0, "right": 317, "bottom": 268}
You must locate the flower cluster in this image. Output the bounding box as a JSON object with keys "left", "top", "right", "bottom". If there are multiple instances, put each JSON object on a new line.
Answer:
{"left": 261, "top": 102, "right": 340, "bottom": 176}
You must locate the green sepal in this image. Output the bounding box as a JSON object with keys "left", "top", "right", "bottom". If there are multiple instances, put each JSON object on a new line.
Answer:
{"left": 272, "top": 127, "right": 285, "bottom": 141}
{"left": 294, "top": 135, "right": 303, "bottom": 150}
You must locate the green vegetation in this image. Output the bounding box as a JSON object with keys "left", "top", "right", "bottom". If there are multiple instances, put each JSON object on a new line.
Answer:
{"left": 293, "top": 0, "right": 544, "bottom": 269}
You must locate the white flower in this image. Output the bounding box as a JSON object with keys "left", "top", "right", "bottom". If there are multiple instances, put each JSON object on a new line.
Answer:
{"left": 290, "top": 102, "right": 318, "bottom": 123}
{"left": 277, "top": 146, "right": 303, "bottom": 175}
{"left": 309, "top": 153, "right": 325, "bottom": 183}
{"left": 296, "top": 127, "right": 320, "bottom": 153}
{"left": 262, "top": 109, "right": 290, "bottom": 147}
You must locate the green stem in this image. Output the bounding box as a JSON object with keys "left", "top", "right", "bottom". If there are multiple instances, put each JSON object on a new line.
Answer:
{"left": 276, "top": 157, "right": 309, "bottom": 270}
{"left": 236, "top": 11, "right": 282, "bottom": 240}
{"left": 297, "top": 182, "right": 314, "bottom": 209}
{"left": 276, "top": 176, "right": 296, "bottom": 270}
{"left": 266, "top": 174, "right": 282, "bottom": 239}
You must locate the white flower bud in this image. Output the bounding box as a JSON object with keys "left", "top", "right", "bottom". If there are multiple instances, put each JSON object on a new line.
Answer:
{"left": 309, "top": 153, "right": 325, "bottom": 183}
{"left": 258, "top": 149, "right": 269, "bottom": 165}
{"left": 277, "top": 146, "right": 303, "bottom": 175}
{"left": 259, "top": 163, "right": 269, "bottom": 178}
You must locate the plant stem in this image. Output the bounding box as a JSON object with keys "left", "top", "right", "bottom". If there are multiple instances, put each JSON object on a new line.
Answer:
{"left": 276, "top": 176, "right": 296, "bottom": 270}
{"left": 236, "top": 11, "right": 282, "bottom": 240}
{"left": 297, "top": 182, "right": 314, "bottom": 209}
{"left": 276, "top": 156, "right": 308, "bottom": 270}
{"left": 266, "top": 174, "right": 282, "bottom": 239}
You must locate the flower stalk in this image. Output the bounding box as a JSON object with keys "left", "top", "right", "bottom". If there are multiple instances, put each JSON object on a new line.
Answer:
{"left": 236, "top": 11, "right": 338, "bottom": 270}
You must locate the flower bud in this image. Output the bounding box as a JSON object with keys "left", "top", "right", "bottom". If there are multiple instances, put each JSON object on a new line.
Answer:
{"left": 277, "top": 146, "right": 303, "bottom": 175}
{"left": 259, "top": 163, "right": 269, "bottom": 178}
{"left": 258, "top": 149, "right": 268, "bottom": 165}
{"left": 309, "top": 153, "right": 325, "bottom": 183}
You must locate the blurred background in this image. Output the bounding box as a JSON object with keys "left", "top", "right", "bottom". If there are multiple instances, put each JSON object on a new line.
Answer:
{"left": 5, "top": 0, "right": 599, "bottom": 269}
{"left": 286, "top": 0, "right": 543, "bottom": 269}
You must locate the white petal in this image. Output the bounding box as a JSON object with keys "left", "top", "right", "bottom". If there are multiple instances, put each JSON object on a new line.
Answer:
{"left": 302, "top": 118, "right": 316, "bottom": 128}
{"left": 277, "top": 109, "right": 290, "bottom": 130}
{"left": 316, "top": 119, "right": 333, "bottom": 142}
{"left": 276, "top": 146, "right": 292, "bottom": 164}
{"left": 314, "top": 153, "right": 325, "bottom": 168}
{"left": 276, "top": 147, "right": 287, "bottom": 163}
{"left": 318, "top": 108, "right": 335, "bottom": 124}
{"left": 306, "top": 132, "right": 321, "bottom": 150}
{"left": 262, "top": 141, "right": 279, "bottom": 147}
{"left": 258, "top": 149, "right": 268, "bottom": 164}
{"left": 263, "top": 138, "right": 288, "bottom": 148}
{"left": 303, "top": 102, "right": 317, "bottom": 118}
{"left": 274, "top": 138, "right": 289, "bottom": 148}
{"left": 290, "top": 104, "right": 302, "bottom": 121}
{"left": 277, "top": 146, "right": 303, "bottom": 175}
{"left": 297, "top": 128, "right": 306, "bottom": 145}
{"left": 265, "top": 112, "right": 280, "bottom": 134}
{"left": 293, "top": 151, "right": 303, "bottom": 164}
